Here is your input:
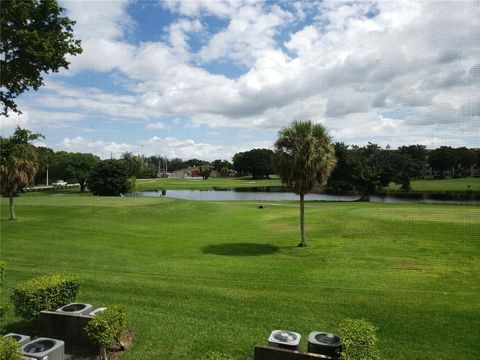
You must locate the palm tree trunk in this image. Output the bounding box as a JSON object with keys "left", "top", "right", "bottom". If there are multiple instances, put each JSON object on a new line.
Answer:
{"left": 298, "top": 193, "right": 306, "bottom": 247}
{"left": 9, "top": 192, "right": 16, "bottom": 220}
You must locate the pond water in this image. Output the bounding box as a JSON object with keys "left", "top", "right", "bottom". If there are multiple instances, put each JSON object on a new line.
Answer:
{"left": 131, "top": 188, "right": 480, "bottom": 204}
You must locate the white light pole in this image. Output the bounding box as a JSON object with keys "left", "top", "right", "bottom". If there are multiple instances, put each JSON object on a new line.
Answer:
{"left": 46, "top": 162, "right": 49, "bottom": 186}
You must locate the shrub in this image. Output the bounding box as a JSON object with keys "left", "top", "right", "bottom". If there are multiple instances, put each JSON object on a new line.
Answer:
{"left": 87, "top": 160, "right": 130, "bottom": 196}
{"left": 85, "top": 305, "right": 128, "bottom": 360}
{"left": 11, "top": 273, "right": 80, "bottom": 320}
{"left": 0, "top": 336, "right": 21, "bottom": 360}
{"left": 339, "top": 318, "right": 381, "bottom": 360}
{"left": 0, "top": 261, "right": 7, "bottom": 331}
{"left": 0, "top": 261, "right": 5, "bottom": 284}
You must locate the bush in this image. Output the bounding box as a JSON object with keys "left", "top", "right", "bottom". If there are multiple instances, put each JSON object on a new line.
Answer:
{"left": 87, "top": 160, "right": 130, "bottom": 196}
{"left": 0, "top": 260, "right": 5, "bottom": 284}
{"left": 0, "top": 261, "right": 7, "bottom": 331}
{"left": 11, "top": 273, "right": 80, "bottom": 320}
{"left": 85, "top": 305, "right": 128, "bottom": 360}
{"left": 0, "top": 336, "right": 21, "bottom": 360}
{"left": 339, "top": 318, "right": 381, "bottom": 360}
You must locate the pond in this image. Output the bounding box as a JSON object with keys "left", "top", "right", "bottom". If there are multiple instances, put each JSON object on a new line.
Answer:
{"left": 130, "top": 188, "right": 480, "bottom": 204}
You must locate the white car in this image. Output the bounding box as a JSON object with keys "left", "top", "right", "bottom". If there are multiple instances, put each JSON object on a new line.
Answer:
{"left": 52, "top": 180, "right": 67, "bottom": 188}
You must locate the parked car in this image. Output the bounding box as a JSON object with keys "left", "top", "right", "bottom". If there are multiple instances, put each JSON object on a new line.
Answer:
{"left": 52, "top": 180, "right": 67, "bottom": 188}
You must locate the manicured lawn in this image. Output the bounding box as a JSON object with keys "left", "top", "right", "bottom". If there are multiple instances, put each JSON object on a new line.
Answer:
{"left": 388, "top": 177, "right": 480, "bottom": 192}
{"left": 136, "top": 177, "right": 282, "bottom": 191}
{"left": 1, "top": 196, "right": 479, "bottom": 359}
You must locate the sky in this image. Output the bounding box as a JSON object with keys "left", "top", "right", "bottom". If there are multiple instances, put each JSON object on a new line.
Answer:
{"left": 1, "top": 0, "right": 479, "bottom": 160}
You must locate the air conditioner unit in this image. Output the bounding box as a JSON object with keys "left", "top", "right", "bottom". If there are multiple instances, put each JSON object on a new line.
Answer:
{"left": 56, "top": 303, "right": 93, "bottom": 315}
{"left": 89, "top": 307, "right": 107, "bottom": 316}
{"left": 21, "top": 338, "right": 64, "bottom": 360}
{"left": 3, "top": 333, "right": 31, "bottom": 346}
{"left": 307, "top": 332, "right": 342, "bottom": 359}
{"left": 268, "top": 330, "right": 301, "bottom": 351}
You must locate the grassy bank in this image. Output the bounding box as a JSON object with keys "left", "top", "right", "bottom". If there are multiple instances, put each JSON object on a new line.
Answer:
{"left": 1, "top": 196, "right": 479, "bottom": 359}
{"left": 136, "top": 176, "right": 479, "bottom": 193}
{"left": 388, "top": 177, "right": 479, "bottom": 192}
{"left": 136, "top": 177, "right": 282, "bottom": 191}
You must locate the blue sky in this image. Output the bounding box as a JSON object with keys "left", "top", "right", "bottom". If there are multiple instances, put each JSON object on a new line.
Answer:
{"left": 1, "top": 0, "right": 479, "bottom": 160}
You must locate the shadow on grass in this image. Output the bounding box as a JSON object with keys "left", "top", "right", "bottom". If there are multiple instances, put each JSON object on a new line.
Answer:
{"left": 4, "top": 319, "right": 38, "bottom": 336}
{"left": 201, "top": 243, "right": 279, "bottom": 256}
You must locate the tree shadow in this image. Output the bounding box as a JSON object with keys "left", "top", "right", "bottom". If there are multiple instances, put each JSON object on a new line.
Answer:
{"left": 4, "top": 319, "right": 38, "bottom": 336}
{"left": 201, "top": 243, "right": 279, "bottom": 256}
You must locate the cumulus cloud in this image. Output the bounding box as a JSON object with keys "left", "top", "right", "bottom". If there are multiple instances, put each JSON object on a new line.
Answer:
{"left": 58, "top": 136, "right": 136, "bottom": 159}
{"left": 17, "top": 0, "right": 480, "bottom": 150}
{"left": 55, "top": 134, "right": 266, "bottom": 161}
{"left": 0, "top": 110, "right": 86, "bottom": 135}
{"left": 145, "top": 122, "right": 170, "bottom": 130}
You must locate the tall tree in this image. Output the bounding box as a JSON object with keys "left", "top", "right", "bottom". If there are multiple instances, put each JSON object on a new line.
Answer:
{"left": 121, "top": 152, "right": 143, "bottom": 178}
{"left": 274, "top": 120, "right": 336, "bottom": 247}
{"left": 345, "top": 144, "right": 393, "bottom": 200}
{"left": 0, "top": 127, "right": 43, "bottom": 220}
{"left": 0, "top": 0, "right": 82, "bottom": 115}
{"left": 398, "top": 145, "right": 428, "bottom": 179}
{"left": 233, "top": 148, "right": 273, "bottom": 179}
{"left": 428, "top": 146, "right": 456, "bottom": 178}
{"left": 55, "top": 152, "right": 100, "bottom": 192}
{"left": 87, "top": 160, "right": 130, "bottom": 196}
{"left": 326, "top": 142, "right": 354, "bottom": 192}
{"left": 34, "top": 146, "right": 55, "bottom": 184}
{"left": 452, "top": 147, "right": 476, "bottom": 177}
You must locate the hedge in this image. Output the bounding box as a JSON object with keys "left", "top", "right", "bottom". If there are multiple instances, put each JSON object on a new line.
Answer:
{"left": 11, "top": 273, "right": 80, "bottom": 320}
{"left": 0, "top": 336, "right": 21, "bottom": 360}
{"left": 85, "top": 305, "right": 128, "bottom": 360}
{"left": 339, "top": 318, "right": 381, "bottom": 360}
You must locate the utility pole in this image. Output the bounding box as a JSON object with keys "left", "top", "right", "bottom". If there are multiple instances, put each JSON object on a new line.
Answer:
{"left": 46, "top": 162, "right": 49, "bottom": 186}
{"left": 158, "top": 155, "right": 162, "bottom": 176}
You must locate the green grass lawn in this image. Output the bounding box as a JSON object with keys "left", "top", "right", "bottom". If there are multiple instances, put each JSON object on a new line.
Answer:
{"left": 1, "top": 196, "right": 479, "bottom": 359}
{"left": 388, "top": 177, "right": 480, "bottom": 192}
{"left": 136, "top": 177, "right": 282, "bottom": 191}
{"left": 136, "top": 176, "right": 479, "bottom": 193}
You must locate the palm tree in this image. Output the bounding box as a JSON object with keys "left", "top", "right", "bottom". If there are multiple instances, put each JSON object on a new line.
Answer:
{"left": 274, "top": 120, "right": 336, "bottom": 247}
{"left": 0, "top": 127, "right": 43, "bottom": 220}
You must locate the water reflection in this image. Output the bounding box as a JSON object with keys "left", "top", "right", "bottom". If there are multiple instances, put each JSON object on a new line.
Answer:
{"left": 131, "top": 188, "right": 479, "bottom": 204}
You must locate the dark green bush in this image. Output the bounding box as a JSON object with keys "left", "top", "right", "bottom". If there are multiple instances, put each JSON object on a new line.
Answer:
{"left": 85, "top": 305, "right": 128, "bottom": 360}
{"left": 0, "top": 260, "right": 5, "bottom": 284}
{"left": 0, "top": 261, "right": 7, "bottom": 332}
{"left": 339, "top": 318, "right": 381, "bottom": 360}
{"left": 11, "top": 273, "right": 80, "bottom": 320}
{"left": 0, "top": 336, "right": 21, "bottom": 360}
{"left": 87, "top": 159, "right": 130, "bottom": 196}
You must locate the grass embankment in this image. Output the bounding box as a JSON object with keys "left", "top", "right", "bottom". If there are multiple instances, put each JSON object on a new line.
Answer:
{"left": 1, "top": 196, "right": 479, "bottom": 359}
{"left": 388, "top": 177, "right": 480, "bottom": 192}
{"left": 136, "top": 177, "right": 282, "bottom": 191}
{"left": 136, "top": 176, "right": 479, "bottom": 193}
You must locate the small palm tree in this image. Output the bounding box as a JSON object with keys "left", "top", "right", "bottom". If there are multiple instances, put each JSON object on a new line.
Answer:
{"left": 0, "top": 127, "right": 43, "bottom": 220}
{"left": 274, "top": 120, "right": 336, "bottom": 247}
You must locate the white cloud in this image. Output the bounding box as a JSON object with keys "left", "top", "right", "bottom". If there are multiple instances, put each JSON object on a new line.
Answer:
{"left": 199, "top": 4, "right": 291, "bottom": 66}
{"left": 59, "top": 136, "right": 136, "bottom": 159}
{"left": 0, "top": 110, "right": 86, "bottom": 135}
{"left": 62, "top": 0, "right": 133, "bottom": 41}
{"left": 145, "top": 122, "right": 170, "bottom": 130}
{"left": 18, "top": 0, "right": 480, "bottom": 150}
{"left": 162, "top": 0, "right": 242, "bottom": 18}
{"left": 56, "top": 134, "right": 263, "bottom": 161}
